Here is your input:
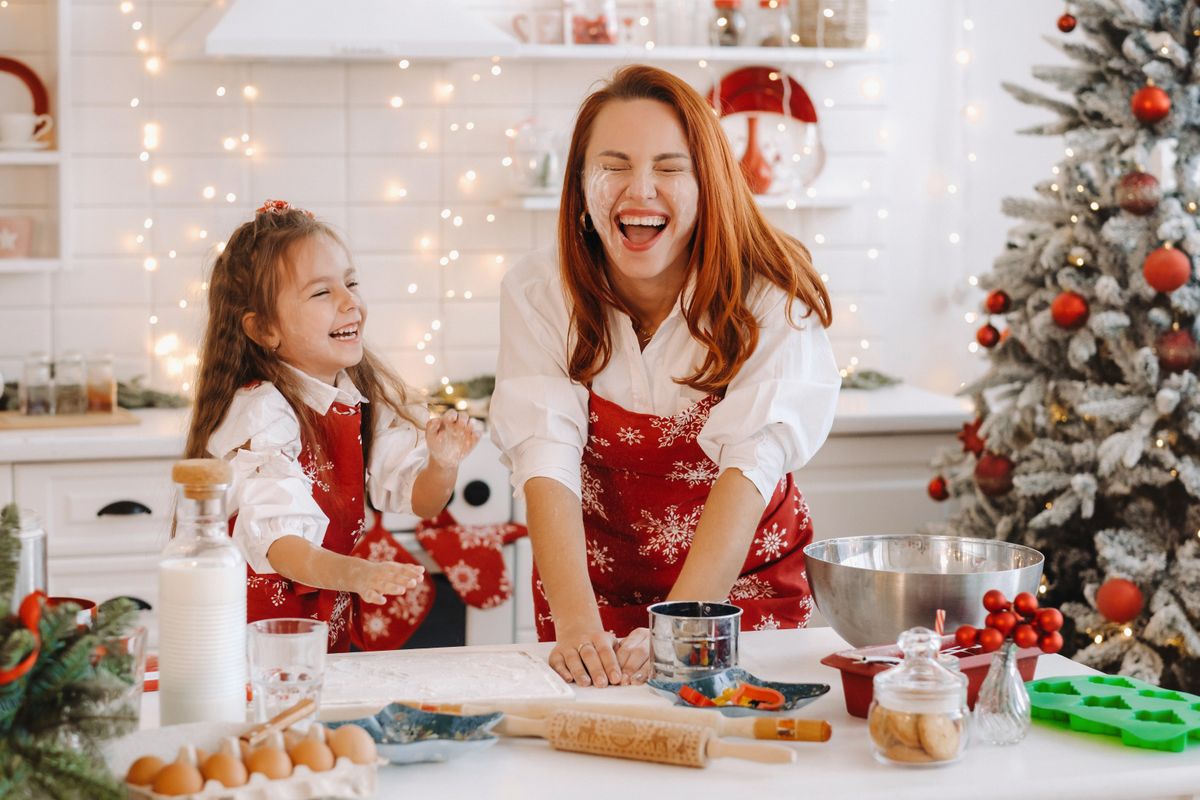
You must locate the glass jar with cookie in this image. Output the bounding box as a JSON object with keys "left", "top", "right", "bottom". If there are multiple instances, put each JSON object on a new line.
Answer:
{"left": 868, "top": 627, "right": 969, "bottom": 766}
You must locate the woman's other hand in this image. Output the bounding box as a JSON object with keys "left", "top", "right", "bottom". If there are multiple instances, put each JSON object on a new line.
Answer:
{"left": 548, "top": 628, "right": 625, "bottom": 688}
{"left": 426, "top": 409, "right": 481, "bottom": 469}
{"left": 615, "top": 626, "right": 652, "bottom": 685}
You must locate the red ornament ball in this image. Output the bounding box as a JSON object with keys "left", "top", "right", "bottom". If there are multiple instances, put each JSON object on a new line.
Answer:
{"left": 974, "top": 453, "right": 1015, "bottom": 497}
{"left": 1036, "top": 607, "right": 1064, "bottom": 633}
{"left": 976, "top": 323, "right": 1001, "bottom": 349}
{"left": 1131, "top": 84, "right": 1171, "bottom": 124}
{"left": 1013, "top": 623, "right": 1039, "bottom": 649}
{"left": 954, "top": 625, "right": 978, "bottom": 649}
{"left": 1050, "top": 291, "right": 1089, "bottom": 329}
{"left": 1143, "top": 245, "right": 1191, "bottom": 293}
{"left": 927, "top": 475, "right": 949, "bottom": 502}
{"left": 1156, "top": 329, "right": 1199, "bottom": 374}
{"left": 1116, "top": 171, "right": 1161, "bottom": 216}
{"left": 1095, "top": 578, "right": 1144, "bottom": 623}
{"left": 985, "top": 290, "right": 1011, "bottom": 315}
{"left": 1039, "top": 631, "right": 1064, "bottom": 655}
{"left": 977, "top": 627, "right": 1005, "bottom": 653}
{"left": 982, "top": 589, "right": 1010, "bottom": 613}
{"left": 988, "top": 610, "right": 1018, "bottom": 637}
{"left": 1013, "top": 592, "right": 1039, "bottom": 617}
{"left": 1057, "top": 13, "right": 1077, "bottom": 32}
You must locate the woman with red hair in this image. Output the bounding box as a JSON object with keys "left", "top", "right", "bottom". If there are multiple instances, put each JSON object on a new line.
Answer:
{"left": 491, "top": 65, "right": 840, "bottom": 688}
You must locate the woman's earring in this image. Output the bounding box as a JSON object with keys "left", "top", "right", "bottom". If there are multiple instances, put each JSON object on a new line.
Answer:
{"left": 579, "top": 211, "right": 595, "bottom": 233}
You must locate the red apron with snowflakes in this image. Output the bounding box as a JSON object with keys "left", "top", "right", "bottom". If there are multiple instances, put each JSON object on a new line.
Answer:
{"left": 235, "top": 401, "right": 365, "bottom": 653}
{"left": 349, "top": 510, "right": 435, "bottom": 650}
{"left": 532, "top": 391, "right": 815, "bottom": 641}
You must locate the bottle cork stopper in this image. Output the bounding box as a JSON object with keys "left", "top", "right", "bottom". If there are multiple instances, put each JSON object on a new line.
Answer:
{"left": 172, "top": 459, "right": 232, "bottom": 499}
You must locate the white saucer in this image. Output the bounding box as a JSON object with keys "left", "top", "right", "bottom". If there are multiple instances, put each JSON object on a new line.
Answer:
{"left": 0, "top": 140, "right": 51, "bottom": 151}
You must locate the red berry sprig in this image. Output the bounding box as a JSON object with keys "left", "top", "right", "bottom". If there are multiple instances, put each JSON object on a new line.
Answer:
{"left": 954, "top": 590, "right": 1064, "bottom": 655}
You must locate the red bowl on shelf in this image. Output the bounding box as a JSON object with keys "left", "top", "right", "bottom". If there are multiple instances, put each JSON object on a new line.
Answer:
{"left": 820, "top": 635, "right": 1041, "bottom": 718}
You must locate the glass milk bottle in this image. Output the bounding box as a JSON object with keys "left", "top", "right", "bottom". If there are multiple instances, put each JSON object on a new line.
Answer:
{"left": 159, "top": 459, "right": 247, "bottom": 726}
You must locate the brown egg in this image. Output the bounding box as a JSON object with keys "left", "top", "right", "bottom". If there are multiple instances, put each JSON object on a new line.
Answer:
{"left": 200, "top": 751, "right": 248, "bottom": 788}
{"left": 245, "top": 745, "right": 292, "bottom": 780}
{"left": 151, "top": 761, "right": 205, "bottom": 796}
{"left": 327, "top": 724, "right": 377, "bottom": 765}
{"left": 289, "top": 737, "right": 335, "bottom": 772}
{"left": 125, "top": 755, "right": 165, "bottom": 786}
{"left": 283, "top": 728, "right": 305, "bottom": 750}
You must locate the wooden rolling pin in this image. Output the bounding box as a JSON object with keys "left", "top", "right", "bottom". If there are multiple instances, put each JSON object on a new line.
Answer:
{"left": 409, "top": 700, "right": 831, "bottom": 743}
{"left": 502, "top": 709, "right": 796, "bottom": 768}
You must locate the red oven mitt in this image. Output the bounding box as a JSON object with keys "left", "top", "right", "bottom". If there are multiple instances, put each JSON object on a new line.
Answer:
{"left": 415, "top": 510, "right": 528, "bottom": 609}
{"left": 350, "top": 510, "right": 435, "bottom": 650}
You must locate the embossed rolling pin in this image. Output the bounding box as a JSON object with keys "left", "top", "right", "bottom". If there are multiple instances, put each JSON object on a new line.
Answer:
{"left": 499, "top": 710, "right": 797, "bottom": 767}
{"left": 413, "top": 700, "right": 831, "bottom": 743}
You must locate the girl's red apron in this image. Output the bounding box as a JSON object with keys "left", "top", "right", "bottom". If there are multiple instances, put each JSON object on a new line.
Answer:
{"left": 235, "top": 401, "right": 364, "bottom": 653}
{"left": 532, "top": 391, "right": 816, "bottom": 641}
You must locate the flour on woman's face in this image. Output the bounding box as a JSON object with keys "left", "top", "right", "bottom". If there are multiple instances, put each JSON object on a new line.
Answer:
{"left": 582, "top": 99, "right": 699, "bottom": 287}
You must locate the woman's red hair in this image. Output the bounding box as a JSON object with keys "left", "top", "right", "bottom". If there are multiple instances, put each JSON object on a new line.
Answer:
{"left": 558, "top": 64, "right": 832, "bottom": 394}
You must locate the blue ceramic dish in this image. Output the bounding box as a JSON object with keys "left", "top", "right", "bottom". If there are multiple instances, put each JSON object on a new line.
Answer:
{"left": 648, "top": 667, "right": 830, "bottom": 717}
{"left": 327, "top": 703, "right": 503, "bottom": 764}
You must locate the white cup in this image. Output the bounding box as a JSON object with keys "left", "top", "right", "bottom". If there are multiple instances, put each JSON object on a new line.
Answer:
{"left": 0, "top": 112, "right": 53, "bottom": 144}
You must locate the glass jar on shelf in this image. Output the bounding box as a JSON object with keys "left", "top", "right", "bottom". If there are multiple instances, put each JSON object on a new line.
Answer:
{"left": 20, "top": 352, "right": 53, "bottom": 416}
{"left": 566, "top": 0, "right": 618, "bottom": 44}
{"left": 868, "top": 627, "right": 969, "bottom": 767}
{"left": 754, "top": 0, "right": 793, "bottom": 46}
{"left": 87, "top": 352, "right": 117, "bottom": 413}
{"left": 54, "top": 351, "right": 87, "bottom": 415}
{"left": 709, "top": 0, "right": 747, "bottom": 46}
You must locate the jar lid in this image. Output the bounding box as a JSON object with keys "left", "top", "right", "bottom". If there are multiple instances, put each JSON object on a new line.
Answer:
{"left": 873, "top": 627, "right": 967, "bottom": 714}
{"left": 173, "top": 458, "right": 232, "bottom": 498}
{"left": 714, "top": 0, "right": 741, "bottom": 8}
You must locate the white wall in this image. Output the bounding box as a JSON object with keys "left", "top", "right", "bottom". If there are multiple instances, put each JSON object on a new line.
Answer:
{"left": 0, "top": 0, "right": 1067, "bottom": 399}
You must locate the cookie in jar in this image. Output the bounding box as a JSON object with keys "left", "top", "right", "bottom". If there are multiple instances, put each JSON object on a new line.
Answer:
{"left": 868, "top": 627, "right": 968, "bottom": 766}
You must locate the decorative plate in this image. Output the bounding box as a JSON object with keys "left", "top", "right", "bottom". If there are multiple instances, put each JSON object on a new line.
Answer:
{"left": 648, "top": 667, "right": 830, "bottom": 717}
{"left": 326, "top": 703, "right": 503, "bottom": 764}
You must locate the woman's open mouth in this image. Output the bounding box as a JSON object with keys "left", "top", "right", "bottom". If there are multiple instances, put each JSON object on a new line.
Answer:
{"left": 617, "top": 213, "right": 668, "bottom": 251}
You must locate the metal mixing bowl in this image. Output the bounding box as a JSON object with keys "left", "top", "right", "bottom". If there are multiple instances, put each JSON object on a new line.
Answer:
{"left": 803, "top": 534, "right": 1044, "bottom": 647}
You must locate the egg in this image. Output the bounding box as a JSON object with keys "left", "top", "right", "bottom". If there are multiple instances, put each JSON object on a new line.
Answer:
{"left": 327, "top": 724, "right": 377, "bottom": 765}
{"left": 288, "top": 737, "right": 335, "bottom": 772}
{"left": 125, "top": 755, "right": 165, "bottom": 786}
{"left": 245, "top": 745, "right": 293, "bottom": 780}
{"left": 151, "top": 761, "right": 204, "bottom": 796}
{"left": 200, "top": 752, "right": 248, "bottom": 788}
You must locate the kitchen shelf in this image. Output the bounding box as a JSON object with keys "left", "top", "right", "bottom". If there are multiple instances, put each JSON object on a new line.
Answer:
{"left": 502, "top": 193, "right": 856, "bottom": 211}
{"left": 512, "top": 44, "right": 885, "bottom": 64}
{"left": 0, "top": 151, "right": 61, "bottom": 167}
{"left": 0, "top": 258, "right": 63, "bottom": 273}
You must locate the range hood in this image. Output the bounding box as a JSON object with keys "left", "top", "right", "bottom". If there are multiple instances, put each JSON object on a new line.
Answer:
{"left": 167, "top": 0, "right": 520, "bottom": 61}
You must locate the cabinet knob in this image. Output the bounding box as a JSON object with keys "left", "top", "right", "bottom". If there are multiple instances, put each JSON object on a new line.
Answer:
{"left": 97, "top": 500, "right": 152, "bottom": 516}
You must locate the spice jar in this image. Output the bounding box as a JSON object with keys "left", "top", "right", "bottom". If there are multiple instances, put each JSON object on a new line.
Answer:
{"left": 55, "top": 351, "right": 87, "bottom": 415}
{"left": 567, "top": 0, "right": 618, "bottom": 44}
{"left": 87, "top": 353, "right": 117, "bottom": 413}
{"left": 868, "top": 627, "right": 969, "bottom": 766}
{"left": 709, "top": 0, "right": 746, "bottom": 46}
{"left": 755, "top": 0, "right": 793, "bottom": 46}
{"left": 20, "top": 352, "right": 53, "bottom": 415}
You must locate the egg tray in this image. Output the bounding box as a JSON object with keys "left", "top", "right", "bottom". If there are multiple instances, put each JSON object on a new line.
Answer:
{"left": 105, "top": 721, "right": 378, "bottom": 800}
{"left": 1026, "top": 674, "right": 1200, "bottom": 753}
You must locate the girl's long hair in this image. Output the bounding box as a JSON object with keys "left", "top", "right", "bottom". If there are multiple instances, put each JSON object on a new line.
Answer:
{"left": 558, "top": 64, "right": 832, "bottom": 394}
{"left": 184, "top": 208, "right": 418, "bottom": 466}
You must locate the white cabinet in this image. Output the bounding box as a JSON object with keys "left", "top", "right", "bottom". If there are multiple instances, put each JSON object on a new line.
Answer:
{"left": 0, "top": 464, "right": 11, "bottom": 506}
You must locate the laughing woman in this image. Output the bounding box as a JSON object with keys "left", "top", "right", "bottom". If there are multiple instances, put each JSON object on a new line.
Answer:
{"left": 491, "top": 65, "right": 841, "bottom": 688}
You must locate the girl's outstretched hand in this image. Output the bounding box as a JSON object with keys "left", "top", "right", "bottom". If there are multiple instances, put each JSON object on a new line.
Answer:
{"left": 426, "top": 409, "right": 480, "bottom": 468}
{"left": 350, "top": 559, "right": 425, "bottom": 605}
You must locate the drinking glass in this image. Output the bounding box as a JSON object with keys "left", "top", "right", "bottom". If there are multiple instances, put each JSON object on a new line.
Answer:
{"left": 247, "top": 618, "right": 327, "bottom": 725}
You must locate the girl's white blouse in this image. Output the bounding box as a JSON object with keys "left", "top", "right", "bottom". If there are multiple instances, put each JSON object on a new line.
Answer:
{"left": 490, "top": 248, "right": 842, "bottom": 504}
{"left": 206, "top": 367, "right": 428, "bottom": 574}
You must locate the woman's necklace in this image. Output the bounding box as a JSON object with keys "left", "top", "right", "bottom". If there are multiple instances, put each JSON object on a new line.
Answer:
{"left": 635, "top": 320, "right": 658, "bottom": 348}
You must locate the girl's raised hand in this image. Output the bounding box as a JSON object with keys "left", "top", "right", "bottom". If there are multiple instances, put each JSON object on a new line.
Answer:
{"left": 350, "top": 559, "right": 425, "bottom": 605}
{"left": 426, "top": 409, "right": 480, "bottom": 468}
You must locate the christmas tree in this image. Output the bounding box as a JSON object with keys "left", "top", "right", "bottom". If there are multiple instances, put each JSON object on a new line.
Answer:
{"left": 928, "top": 0, "right": 1200, "bottom": 691}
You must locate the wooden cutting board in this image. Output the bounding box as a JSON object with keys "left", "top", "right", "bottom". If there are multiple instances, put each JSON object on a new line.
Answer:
{"left": 0, "top": 408, "right": 141, "bottom": 430}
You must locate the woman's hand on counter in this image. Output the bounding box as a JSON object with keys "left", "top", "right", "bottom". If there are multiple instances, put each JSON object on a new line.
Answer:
{"left": 548, "top": 628, "right": 624, "bottom": 688}
{"left": 616, "top": 627, "right": 652, "bottom": 685}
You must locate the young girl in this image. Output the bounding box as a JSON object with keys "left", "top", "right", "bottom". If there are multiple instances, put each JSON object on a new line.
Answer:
{"left": 185, "top": 199, "right": 479, "bottom": 652}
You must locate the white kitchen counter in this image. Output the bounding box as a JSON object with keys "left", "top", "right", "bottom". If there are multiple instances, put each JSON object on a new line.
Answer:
{"left": 136, "top": 627, "right": 1200, "bottom": 800}
{"left": 0, "top": 385, "right": 972, "bottom": 463}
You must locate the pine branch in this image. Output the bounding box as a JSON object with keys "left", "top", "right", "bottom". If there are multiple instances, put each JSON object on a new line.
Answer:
{"left": 0, "top": 504, "right": 21, "bottom": 617}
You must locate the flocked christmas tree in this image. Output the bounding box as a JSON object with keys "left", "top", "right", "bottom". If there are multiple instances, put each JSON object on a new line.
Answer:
{"left": 927, "top": 0, "right": 1200, "bottom": 692}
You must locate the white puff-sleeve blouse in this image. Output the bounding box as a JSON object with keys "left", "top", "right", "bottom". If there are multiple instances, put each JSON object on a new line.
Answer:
{"left": 206, "top": 371, "right": 429, "bottom": 574}
{"left": 489, "top": 248, "right": 842, "bottom": 504}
